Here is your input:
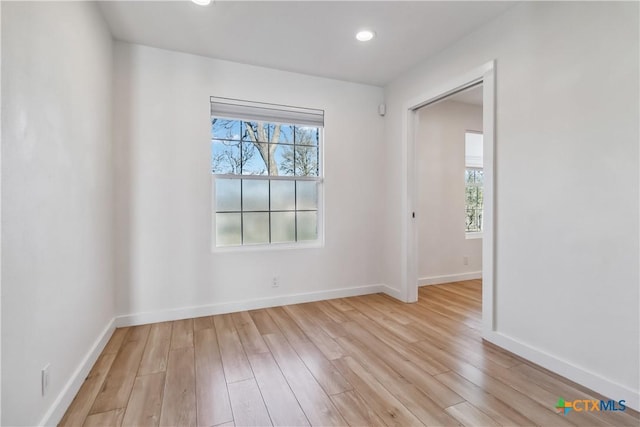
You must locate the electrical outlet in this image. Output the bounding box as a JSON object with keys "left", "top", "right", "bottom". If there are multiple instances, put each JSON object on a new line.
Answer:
{"left": 42, "top": 364, "right": 50, "bottom": 396}
{"left": 272, "top": 277, "right": 279, "bottom": 288}
{"left": 463, "top": 256, "right": 469, "bottom": 266}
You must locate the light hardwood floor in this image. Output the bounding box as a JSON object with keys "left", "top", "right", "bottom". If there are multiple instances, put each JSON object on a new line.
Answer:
{"left": 60, "top": 280, "right": 639, "bottom": 426}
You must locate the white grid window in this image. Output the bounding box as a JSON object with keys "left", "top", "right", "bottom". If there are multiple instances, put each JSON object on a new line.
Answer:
{"left": 211, "top": 97, "right": 324, "bottom": 248}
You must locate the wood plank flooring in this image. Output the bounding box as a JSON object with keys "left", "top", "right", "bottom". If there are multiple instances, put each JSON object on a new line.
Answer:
{"left": 60, "top": 280, "right": 640, "bottom": 426}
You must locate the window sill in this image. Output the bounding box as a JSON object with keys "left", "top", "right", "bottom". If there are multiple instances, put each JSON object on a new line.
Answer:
{"left": 212, "top": 241, "right": 324, "bottom": 253}
{"left": 465, "top": 232, "right": 483, "bottom": 240}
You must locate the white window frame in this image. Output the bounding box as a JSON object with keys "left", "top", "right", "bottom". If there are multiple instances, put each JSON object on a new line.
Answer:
{"left": 210, "top": 97, "right": 325, "bottom": 251}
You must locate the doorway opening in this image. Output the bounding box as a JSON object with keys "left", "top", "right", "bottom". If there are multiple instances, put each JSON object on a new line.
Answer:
{"left": 402, "top": 61, "right": 495, "bottom": 337}
{"left": 414, "top": 84, "right": 484, "bottom": 333}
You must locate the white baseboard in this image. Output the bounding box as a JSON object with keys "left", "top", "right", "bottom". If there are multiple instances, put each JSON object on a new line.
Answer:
{"left": 115, "top": 284, "right": 386, "bottom": 327}
{"left": 419, "top": 271, "right": 482, "bottom": 286}
{"left": 483, "top": 330, "right": 640, "bottom": 412}
{"left": 381, "top": 285, "right": 405, "bottom": 302}
{"left": 39, "top": 318, "right": 116, "bottom": 427}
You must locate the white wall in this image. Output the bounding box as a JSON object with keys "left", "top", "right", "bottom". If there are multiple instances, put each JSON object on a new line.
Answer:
{"left": 384, "top": 1, "right": 639, "bottom": 407}
{"left": 1, "top": 3, "right": 114, "bottom": 425}
{"left": 113, "top": 42, "right": 385, "bottom": 321}
{"left": 417, "top": 101, "right": 482, "bottom": 284}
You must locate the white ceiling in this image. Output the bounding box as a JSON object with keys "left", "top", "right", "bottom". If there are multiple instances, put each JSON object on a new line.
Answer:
{"left": 98, "top": 1, "right": 515, "bottom": 86}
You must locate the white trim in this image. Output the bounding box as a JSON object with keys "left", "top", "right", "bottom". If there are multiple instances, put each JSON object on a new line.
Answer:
{"left": 481, "top": 65, "right": 496, "bottom": 334}
{"left": 212, "top": 240, "right": 324, "bottom": 253}
{"left": 402, "top": 60, "right": 496, "bottom": 335}
{"left": 115, "top": 284, "right": 385, "bottom": 327}
{"left": 465, "top": 232, "right": 483, "bottom": 240}
{"left": 483, "top": 331, "right": 640, "bottom": 412}
{"left": 38, "top": 318, "right": 116, "bottom": 427}
{"left": 214, "top": 174, "right": 322, "bottom": 182}
{"left": 419, "top": 271, "right": 482, "bottom": 286}
{"left": 210, "top": 96, "right": 324, "bottom": 127}
{"left": 381, "top": 285, "right": 404, "bottom": 301}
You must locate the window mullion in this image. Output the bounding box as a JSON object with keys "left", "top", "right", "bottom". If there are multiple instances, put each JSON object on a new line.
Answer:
{"left": 294, "top": 180, "right": 298, "bottom": 242}
{"left": 215, "top": 174, "right": 321, "bottom": 182}
{"left": 268, "top": 179, "right": 272, "bottom": 243}
{"left": 240, "top": 178, "right": 244, "bottom": 244}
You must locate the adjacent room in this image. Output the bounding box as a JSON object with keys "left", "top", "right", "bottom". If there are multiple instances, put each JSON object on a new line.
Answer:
{"left": 415, "top": 85, "right": 485, "bottom": 288}
{"left": 1, "top": 1, "right": 638, "bottom": 426}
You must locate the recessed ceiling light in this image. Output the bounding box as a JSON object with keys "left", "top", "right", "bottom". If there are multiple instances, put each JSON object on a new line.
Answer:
{"left": 192, "top": 0, "right": 211, "bottom": 5}
{"left": 356, "top": 30, "right": 375, "bottom": 42}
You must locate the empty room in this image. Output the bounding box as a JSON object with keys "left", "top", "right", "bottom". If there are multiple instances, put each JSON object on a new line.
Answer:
{"left": 1, "top": 1, "right": 639, "bottom": 426}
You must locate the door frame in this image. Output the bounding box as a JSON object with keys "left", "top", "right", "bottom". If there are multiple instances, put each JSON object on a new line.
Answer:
{"left": 401, "top": 60, "right": 496, "bottom": 336}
